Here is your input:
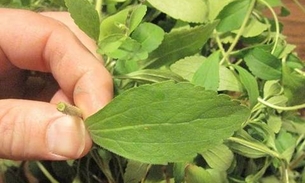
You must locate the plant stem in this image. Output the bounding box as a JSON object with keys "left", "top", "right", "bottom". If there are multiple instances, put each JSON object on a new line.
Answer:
{"left": 90, "top": 149, "right": 116, "bottom": 183}
{"left": 214, "top": 30, "right": 230, "bottom": 64}
{"left": 36, "top": 161, "right": 59, "bottom": 183}
{"left": 258, "top": 0, "right": 280, "bottom": 54}
{"left": 219, "top": 0, "right": 256, "bottom": 65}
{"left": 258, "top": 97, "right": 305, "bottom": 111}
{"left": 57, "top": 102, "right": 83, "bottom": 118}
{"left": 95, "top": 0, "right": 103, "bottom": 20}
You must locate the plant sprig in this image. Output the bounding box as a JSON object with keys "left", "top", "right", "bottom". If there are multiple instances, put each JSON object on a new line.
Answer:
{"left": 2, "top": 0, "right": 305, "bottom": 182}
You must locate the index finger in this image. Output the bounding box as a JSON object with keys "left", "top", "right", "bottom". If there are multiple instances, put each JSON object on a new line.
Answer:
{"left": 0, "top": 8, "right": 113, "bottom": 117}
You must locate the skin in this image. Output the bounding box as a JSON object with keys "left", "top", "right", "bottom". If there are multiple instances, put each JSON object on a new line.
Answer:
{"left": 0, "top": 9, "right": 113, "bottom": 160}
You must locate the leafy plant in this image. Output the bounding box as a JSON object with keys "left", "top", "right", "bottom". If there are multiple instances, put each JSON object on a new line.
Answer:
{"left": 1, "top": 0, "right": 305, "bottom": 182}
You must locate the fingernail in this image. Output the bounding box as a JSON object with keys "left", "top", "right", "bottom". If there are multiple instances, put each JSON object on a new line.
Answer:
{"left": 47, "top": 116, "right": 86, "bottom": 158}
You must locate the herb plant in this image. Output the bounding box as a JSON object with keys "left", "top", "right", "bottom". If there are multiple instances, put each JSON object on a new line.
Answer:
{"left": 1, "top": 0, "right": 305, "bottom": 182}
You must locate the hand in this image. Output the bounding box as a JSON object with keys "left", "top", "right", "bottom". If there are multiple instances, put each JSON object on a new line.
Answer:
{"left": 0, "top": 9, "right": 113, "bottom": 160}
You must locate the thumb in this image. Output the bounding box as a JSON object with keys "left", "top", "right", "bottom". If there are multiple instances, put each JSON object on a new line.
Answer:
{"left": 0, "top": 99, "right": 92, "bottom": 160}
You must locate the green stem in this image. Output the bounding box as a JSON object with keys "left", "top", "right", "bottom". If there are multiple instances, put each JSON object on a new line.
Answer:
{"left": 90, "top": 149, "right": 116, "bottom": 183}
{"left": 295, "top": 68, "right": 305, "bottom": 76}
{"left": 214, "top": 30, "right": 230, "bottom": 64}
{"left": 258, "top": 0, "right": 280, "bottom": 54}
{"left": 258, "top": 97, "right": 305, "bottom": 111}
{"left": 56, "top": 102, "right": 83, "bottom": 118}
{"left": 219, "top": 0, "right": 256, "bottom": 65}
{"left": 95, "top": 0, "right": 103, "bottom": 20}
{"left": 36, "top": 161, "right": 59, "bottom": 183}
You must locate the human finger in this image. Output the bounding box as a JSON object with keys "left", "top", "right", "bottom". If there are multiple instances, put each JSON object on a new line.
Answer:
{"left": 40, "top": 11, "right": 102, "bottom": 60}
{"left": 0, "top": 8, "right": 113, "bottom": 117}
{"left": 0, "top": 99, "right": 92, "bottom": 160}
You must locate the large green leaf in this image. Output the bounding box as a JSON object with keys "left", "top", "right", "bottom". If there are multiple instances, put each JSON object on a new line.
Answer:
{"left": 86, "top": 82, "right": 250, "bottom": 164}
{"left": 146, "top": 0, "right": 209, "bottom": 23}
{"left": 141, "top": 21, "right": 218, "bottom": 69}
{"left": 65, "top": 0, "right": 100, "bottom": 41}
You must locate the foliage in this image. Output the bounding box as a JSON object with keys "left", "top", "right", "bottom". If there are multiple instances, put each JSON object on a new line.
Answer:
{"left": 1, "top": 0, "right": 305, "bottom": 182}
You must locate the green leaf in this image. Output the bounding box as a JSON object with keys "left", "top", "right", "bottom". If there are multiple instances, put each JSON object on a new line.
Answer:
{"left": 282, "top": 66, "right": 305, "bottom": 105}
{"left": 245, "top": 159, "right": 271, "bottom": 183}
{"left": 208, "top": 0, "right": 234, "bottom": 21}
{"left": 266, "top": 95, "right": 288, "bottom": 108}
{"left": 114, "top": 59, "right": 139, "bottom": 75}
{"left": 264, "top": 0, "right": 283, "bottom": 7}
{"left": 116, "top": 69, "right": 186, "bottom": 83}
{"left": 233, "top": 17, "right": 269, "bottom": 38}
{"left": 99, "top": 7, "right": 130, "bottom": 40}
{"left": 123, "top": 160, "right": 149, "bottom": 183}
{"left": 170, "top": 56, "right": 206, "bottom": 81}
{"left": 146, "top": 0, "right": 209, "bottom": 23}
{"left": 185, "top": 165, "right": 212, "bottom": 183}
{"left": 98, "top": 34, "right": 126, "bottom": 55}
{"left": 192, "top": 51, "right": 220, "bottom": 91}
{"left": 263, "top": 80, "right": 282, "bottom": 98}
{"left": 173, "top": 162, "right": 188, "bottom": 183}
{"left": 201, "top": 144, "right": 234, "bottom": 171}
{"left": 282, "top": 117, "right": 305, "bottom": 135}
{"left": 65, "top": 0, "right": 100, "bottom": 41}
{"left": 128, "top": 5, "right": 147, "bottom": 34}
{"left": 248, "top": 122, "right": 276, "bottom": 149}
{"left": 275, "top": 130, "right": 296, "bottom": 162}
{"left": 267, "top": 115, "right": 282, "bottom": 134}
{"left": 185, "top": 165, "right": 213, "bottom": 183}
{"left": 216, "top": 0, "right": 252, "bottom": 32}
{"left": 218, "top": 66, "right": 242, "bottom": 92}
{"left": 145, "top": 165, "right": 173, "bottom": 181}
{"left": 286, "top": 54, "right": 304, "bottom": 70}
{"left": 142, "top": 21, "right": 218, "bottom": 69}
{"left": 234, "top": 65, "right": 259, "bottom": 108}
{"left": 273, "top": 43, "right": 296, "bottom": 59}
{"left": 227, "top": 130, "right": 279, "bottom": 159}
{"left": 105, "top": 37, "right": 148, "bottom": 61}
{"left": 244, "top": 48, "right": 282, "bottom": 80}
{"left": 185, "top": 166, "right": 228, "bottom": 183}
{"left": 86, "top": 82, "right": 250, "bottom": 164}
{"left": 131, "top": 23, "right": 165, "bottom": 53}
{"left": 99, "top": 5, "right": 145, "bottom": 39}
